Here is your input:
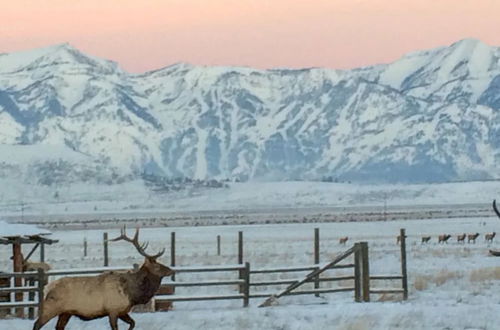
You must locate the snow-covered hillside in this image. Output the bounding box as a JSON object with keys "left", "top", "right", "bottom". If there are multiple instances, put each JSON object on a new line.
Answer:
{"left": 1, "top": 39, "right": 499, "bottom": 184}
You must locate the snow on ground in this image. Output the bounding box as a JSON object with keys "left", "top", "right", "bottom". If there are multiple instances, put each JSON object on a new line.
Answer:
{"left": 3, "top": 302, "right": 499, "bottom": 330}
{"left": 1, "top": 216, "right": 500, "bottom": 329}
{"left": 1, "top": 180, "right": 499, "bottom": 218}
{"left": 0, "top": 220, "right": 50, "bottom": 236}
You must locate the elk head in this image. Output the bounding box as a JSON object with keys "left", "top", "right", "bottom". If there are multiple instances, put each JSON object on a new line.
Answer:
{"left": 111, "top": 227, "right": 174, "bottom": 278}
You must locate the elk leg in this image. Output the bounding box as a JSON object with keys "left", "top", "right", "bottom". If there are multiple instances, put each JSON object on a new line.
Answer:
{"left": 119, "top": 314, "right": 136, "bottom": 330}
{"left": 56, "top": 314, "right": 71, "bottom": 330}
{"left": 33, "top": 310, "right": 59, "bottom": 330}
{"left": 108, "top": 314, "right": 119, "bottom": 330}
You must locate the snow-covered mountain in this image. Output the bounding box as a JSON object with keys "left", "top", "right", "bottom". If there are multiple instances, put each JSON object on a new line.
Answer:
{"left": 0, "top": 39, "right": 499, "bottom": 184}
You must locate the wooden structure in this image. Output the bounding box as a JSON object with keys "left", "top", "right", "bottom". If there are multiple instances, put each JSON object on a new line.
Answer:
{"left": 0, "top": 222, "right": 58, "bottom": 319}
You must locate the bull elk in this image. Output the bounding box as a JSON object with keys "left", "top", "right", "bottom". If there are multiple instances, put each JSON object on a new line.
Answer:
{"left": 33, "top": 228, "right": 174, "bottom": 330}
{"left": 457, "top": 233, "right": 466, "bottom": 244}
{"left": 421, "top": 236, "right": 431, "bottom": 244}
{"left": 339, "top": 237, "right": 348, "bottom": 245}
{"left": 467, "top": 233, "right": 480, "bottom": 244}
{"left": 485, "top": 232, "right": 496, "bottom": 243}
{"left": 438, "top": 234, "right": 451, "bottom": 244}
{"left": 493, "top": 200, "right": 500, "bottom": 219}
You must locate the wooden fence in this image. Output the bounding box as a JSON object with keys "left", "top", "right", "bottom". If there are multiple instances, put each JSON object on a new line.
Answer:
{"left": 0, "top": 229, "right": 408, "bottom": 319}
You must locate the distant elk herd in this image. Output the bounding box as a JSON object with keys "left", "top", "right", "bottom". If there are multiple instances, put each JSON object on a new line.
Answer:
{"left": 338, "top": 200, "right": 500, "bottom": 247}
{"left": 417, "top": 232, "right": 494, "bottom": 245}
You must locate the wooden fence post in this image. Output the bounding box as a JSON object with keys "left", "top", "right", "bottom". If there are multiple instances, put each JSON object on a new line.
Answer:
{"left": 243, "top": 262, "right": 250, "bottom": 307}
{"left": 400, "top": 228, "right": 408, "bottom": 300}
{"left": 354, "top": 243, "right": 362, "bottom": 302}
{"left": 40, "top": 243, "right": 45, "bottom": 263}
{"left": 314, "top": 228, "right": 320, "bottom": 296}
{"left": 217, "top": 235, "right": 221, "bottom": 256}
{"left": 12, "top": 242, "right": 23, "bottom": 318}
{"left": 361, "top": 242, "right": 370, "bottom": 302}
{"left": 171, "top": 232, "right": 176, "bottom": 282}
{"left": 103, "top": 233, "right": 109, "bottom": 267}
{"left": 238, "top": 231, "right": 243, "bottom": 265}
{"left": 83, "top": 238, "right": 88, "bottom": 257}
{"left": 37, "top": 268, "right": 45, "bottom": 317}
{"left": 238, "top": 231, "right": 243, "bottom": 293}
{"left": 28, "top": 275, "right": 35, "bottom": 319}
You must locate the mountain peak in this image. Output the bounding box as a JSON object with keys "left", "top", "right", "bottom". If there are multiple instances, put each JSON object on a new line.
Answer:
{"left": 451, "top": 38, "right": 488, "bottom": 48}
{"left": 0, "top": 42, "right": 121, "bottom": 75}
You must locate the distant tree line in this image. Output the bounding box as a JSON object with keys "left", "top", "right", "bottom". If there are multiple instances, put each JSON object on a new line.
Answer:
{"left": 141, "top": 173, "right": 229, "bottom": 193}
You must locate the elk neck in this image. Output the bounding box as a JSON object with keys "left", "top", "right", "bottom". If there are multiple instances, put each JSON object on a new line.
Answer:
{"left": 127, "top": 265, "right": 163, "bottom": 306}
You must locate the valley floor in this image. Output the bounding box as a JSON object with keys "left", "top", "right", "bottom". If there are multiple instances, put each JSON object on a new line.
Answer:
{"left": 1, "top": 214, "right": 500, "bottom": 329}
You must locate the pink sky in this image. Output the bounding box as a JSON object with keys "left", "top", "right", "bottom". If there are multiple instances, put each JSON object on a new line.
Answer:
{"left": 1, "top": 0, "right": 500, "bottom": 73}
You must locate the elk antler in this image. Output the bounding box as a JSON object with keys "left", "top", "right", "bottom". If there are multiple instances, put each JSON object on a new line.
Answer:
{"left": 493, "top": 200, "right": 500, "bottom": 219}
{"left": 110, "top": 227, "right": 165, "bottom": 259}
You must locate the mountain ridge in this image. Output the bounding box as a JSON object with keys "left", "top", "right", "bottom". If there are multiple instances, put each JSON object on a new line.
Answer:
{"left": 0, "top": 39, "right": 499, "bottom": 184}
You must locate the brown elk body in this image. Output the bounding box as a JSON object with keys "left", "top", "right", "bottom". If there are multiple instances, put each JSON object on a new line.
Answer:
{"left": 438, "top": 234, "right": 451, "bottom": 244}
{"left": 339, "top": 237, "right": 348, "bottom": 245}
{"left": 457, "top": 233, "right": 466, "bottom": 244}
{"left": 485, "top": 232, "right": 496, "bottom": 243}
{"left": 467, "top": 233, "right": 480, "bottom": 243}
{"left": 421, "top": 236, "right": 431, "bottom": 244}
{"left": 33, "top": 228, "right": 174, "bottom": 330}
{"left": 10, "top": 252, "right": 51, "bottom": 272}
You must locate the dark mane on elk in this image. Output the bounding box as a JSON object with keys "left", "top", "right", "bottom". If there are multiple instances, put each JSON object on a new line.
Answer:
{"left": 467, "top": 232, "right": 480, "bottom": 243}
{"left": 438, "top": 234, "right": 451, "bottom": 244}
{"left": 457, "top": 233, "right": 466, "bottom": 243}
{"left": 33, "top": 227, "right": 174, "bottom": 330}
{"left": 421, "top": 236, "right": 431, "bottom": 244}
{"left": 485, "top": 232, "right": 496, "bottom": 243}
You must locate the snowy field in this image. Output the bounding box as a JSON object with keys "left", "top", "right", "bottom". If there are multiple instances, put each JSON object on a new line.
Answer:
{"left": 1, "top": 216, "right": 500, "bottom": 329}
{"left": 1, "top": 179, "right": 500, "bottom": 217}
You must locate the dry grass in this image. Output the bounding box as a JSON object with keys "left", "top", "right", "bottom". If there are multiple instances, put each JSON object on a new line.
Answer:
{"left": 413, "top": 270, "right": 462, "bottom": 291}
{"left": 341, "top": 318, "right": 372, "bottom": 330}
{"left": 377, "top": 293, "right": 403, "bottom": 302}
{"left": 413, "top": 275, "right": 430, "bottom": 291}
{"left": 433, "top": 269, "right": 461, "bottom": 286}
{"left": 469, "top": 267, "right": 500, "bottom": 282}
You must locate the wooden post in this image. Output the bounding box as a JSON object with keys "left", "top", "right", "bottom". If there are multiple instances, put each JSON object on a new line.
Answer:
{"left": 314, "top": 228, "right": 320, "bottom": 296}
{"left": 37, "top": 268, "right": 45, "bottom": 317}
{"left": 12, "top": 242, "right": 23, "bottom": 318}
{"left": 354, "top": 243, "right": 362, "bottom": 302}
{"left": 28, "top": 276, "right": 35, "bottom": 319}
{"left": 83, "top": 238, "right": 88, "bottom": 257}
{"left": 243, "top": 262, "right": 250, "bottom": 307}
{"left": 40, "top": 243, "right": 45, "bottom": 263}
{"left": 217, "top": 235, "right": 221, "bottom": 256}
{"left": 238, "top": 231, "right": 243, "bottom": 293}
{"left": 103, "top": 232, "right": 109, "bottom": 267}
{"left": 25, "top": 243, "right": 39, "bottom": 262}
{"left": 171, "top": 232, "right": 176, "bottom": 282}
{"left": 361, "top": 242, "right": 370, "bottom": 302}
{"left": 400, "top": 228, "right": 408, "bottom": 300}
{"left": 238, "top": 231, "right": 243, "bottom": 265}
